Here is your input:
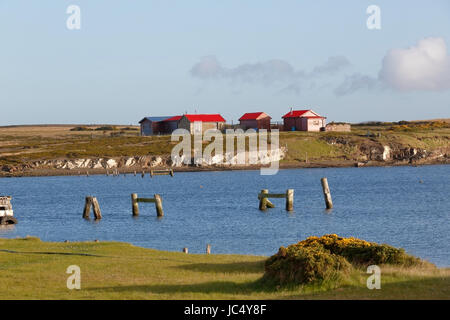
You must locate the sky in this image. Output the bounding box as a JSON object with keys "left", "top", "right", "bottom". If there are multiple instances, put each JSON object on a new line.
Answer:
{"left": 0, "top": 0, "right": 449, "bottom": 125}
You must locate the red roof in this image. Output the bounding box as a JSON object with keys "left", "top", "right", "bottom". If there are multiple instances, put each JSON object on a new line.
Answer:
{"left": 163, "top": 115, "right": 182, "bottom": 122}
{"left": 239, "top": 112, "right": 271, "bottom": 121}
{"left": 282, "top": 109, "right": 323, "bottom": 118}
{"left": 183, "top": 114, "right": 226, "bottom": 122}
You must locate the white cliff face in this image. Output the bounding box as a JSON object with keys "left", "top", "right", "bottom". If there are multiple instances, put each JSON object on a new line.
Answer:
{"left": 171, "top": 154, "right": 186, "bottom": 167}
{"left": 30, "top": 147, "right": 286, "bottom": 170}
{"left": 190, "top": 147, "right": 286, "bottom": 167}
{"left": 382, "top": 146, "right": 392, "bottom": 161}
{"left": 105, "top": 159, "right": 117, "bottom": 168}
{"left": 151, "top": 157, "right": 162, "bottom": 167}
{"left": 125, "top": 157, "right": 136, "bottom": 167}
{"left": 92, "top": 159, "right": 104, "bottom": 169}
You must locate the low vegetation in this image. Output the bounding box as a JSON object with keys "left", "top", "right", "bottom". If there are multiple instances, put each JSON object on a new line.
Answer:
{"left": 0, "top": 236, "right": 448, "bottom": 300}
{"left": 264, "top": 234, "right": 425, "bottom": 285}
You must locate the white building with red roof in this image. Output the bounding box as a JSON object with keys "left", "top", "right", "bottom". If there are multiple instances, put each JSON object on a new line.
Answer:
{"left": 282, "top": 109, "right": 326, "bottom": 132}
{"left": 178, "top": 114, "right": 226, "bottom": 134}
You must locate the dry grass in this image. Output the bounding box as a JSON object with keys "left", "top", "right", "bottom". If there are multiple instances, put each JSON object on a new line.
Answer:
{"left": 0, "top": 237, "right": 448, "bottom": 300}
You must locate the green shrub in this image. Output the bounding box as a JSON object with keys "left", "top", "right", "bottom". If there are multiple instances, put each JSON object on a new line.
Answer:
{"left": 264, "top": 234, "right": 423, "bottom": 285}
{"left": 297, "top": 234, "right": 421, "bottom": 266}
{"left": 264, "top": 243, "right": 351, "bottom": 285}
{"left": 70, "top": 126, "right": 93, "bottom": 131}
{"left": 95, "top": 126, "right": 116, "bottom": 131}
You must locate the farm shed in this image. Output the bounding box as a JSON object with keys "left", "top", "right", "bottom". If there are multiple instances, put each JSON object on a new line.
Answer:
{"left": 282, "top": 109, "right": 326, "bottom": 132}
{"left": 177, "top": 114, "right": 226, "bottom": 134}
{"left": 238, "top": 112, "right": 272, "bottom": 130}
{"left": 325, "top": 123, "right": 351, "bottom": 132}
{"left": 139, "top": 116, "right": 172, "bottom": 136}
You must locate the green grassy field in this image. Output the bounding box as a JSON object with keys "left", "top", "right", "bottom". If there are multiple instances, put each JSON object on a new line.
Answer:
{"left": 0, "top": 237, "right": 448, "bottom": 300}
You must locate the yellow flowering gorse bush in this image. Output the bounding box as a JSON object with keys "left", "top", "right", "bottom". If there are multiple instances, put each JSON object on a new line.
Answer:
{"left": 264, "top": 234, "right": 423, "bottom": 285}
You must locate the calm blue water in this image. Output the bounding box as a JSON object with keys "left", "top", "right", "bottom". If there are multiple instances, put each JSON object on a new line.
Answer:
{"left": 0, "top": 165, "right": 449, "bottom": 266}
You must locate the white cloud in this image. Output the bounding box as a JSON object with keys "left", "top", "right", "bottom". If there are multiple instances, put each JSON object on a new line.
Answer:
{"left": 379, "top": 37, "right": 450, "bottom": 91}
{"left": 334, "top": 73, "right": 378, "bottom": 96}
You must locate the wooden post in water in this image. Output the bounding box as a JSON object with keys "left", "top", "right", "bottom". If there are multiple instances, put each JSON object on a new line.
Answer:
{"left": 154, "top": 194, "right": 164, "bottom": 217}
{"left": 169, "top": 169, "right": 174, "bottom": 177}
{"left": 91, "top": 197, "right": 102, "bottom": 220}
{"left": 258, "top": 189, "right": 275, "bottom": 210}
{"left": 321, "top": 177, "right": 333, "bottom": 209}
{"left": 259, "top": 189, "right": 269, "bottom": 210}
{"left": 183, "top": 247, "right": 188, "bottom": 254}
{"left": 134, "top": 171, "right": 136, "bottom": 177}
{"left": 286, "top": 189, "right": 294, "bottom": 211}
{"left": 83, "top": 196, "right": 92, "bottom": 219}
{"left": 141, "top": 171, "right": 145, "bottom": 178}
{"left": 206, "top": 244, "right": 211, "bottom": 254}
{"left": 131, "top": 193, "right": 139, "bottom": 216}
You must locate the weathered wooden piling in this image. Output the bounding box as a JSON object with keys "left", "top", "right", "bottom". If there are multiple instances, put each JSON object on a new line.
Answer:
{"left": 183, "top": 247, "right": 188, "bottom": 254}
{"left": 131, "top": 193, "right": 164, "bottom": 217}
{"left": 150, "top": 169, "right": 174, "bottom": 178}
{"left": 134, "top": 171, "right": 136, "bottom": 176}
{"left": 259, "top": 189, "right": 269, "bottom": 210}
{"left": 83, "top": 197, "right": 92, "bottom": 219}
{"left": 91, "top": 197, "right": 102, "bottom": 219}
{"left": 320, "top": 177, "right": 333, "bottom": 209}
{"left": 83, "top": 196, "right": 102, "bottom": 220}
{"left": 206, "top": 244, "right": 211, "bottom": 255}
{"left": 154, "top": 194, "right": 164, "bottom": 217}
{"left": 258, "top": 189, "right": 292, "bottom": 211}
{"left": 131, "top": 193, "right": 139, "bottom": 216}
{"left": 141, "top": 171, "right": 145, "bottom": 178}
{"left": 286, "top": 189, "right": 294, "bottom": 211}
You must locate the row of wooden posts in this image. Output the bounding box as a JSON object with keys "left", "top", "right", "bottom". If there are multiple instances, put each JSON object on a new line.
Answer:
{"left": 78, "top": 169, "right": 175, "bottom": 178}
{"left": 83, "top": 177, "right": 333, "bottom": 220}
{"left": 257, "top": 177, "right": 333, "bottom": 211}
{"left": 105, "top": 169, "right": 174, "bottom": 178}
{"left": 182, "top": 244, "right": 211, "bottom": 255}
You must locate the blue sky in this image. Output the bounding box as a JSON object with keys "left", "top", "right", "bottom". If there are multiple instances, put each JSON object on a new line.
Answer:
{"left": 0, "top": 0, "right": 449, "bottom": 125}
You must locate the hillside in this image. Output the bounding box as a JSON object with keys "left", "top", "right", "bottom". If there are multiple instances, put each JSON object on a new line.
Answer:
{"left": 0, "top": 121, "right": 449, "bottom": 176}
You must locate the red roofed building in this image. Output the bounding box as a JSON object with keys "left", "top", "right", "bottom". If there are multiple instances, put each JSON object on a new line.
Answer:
{"left": 178, "top": 114, "right": 226, "bottom": 134}
{"left": 282, "top": 109, "right": 326, "bottom": 132}
{"left": 238, "top": 112, "right": 271, "bottom": 130}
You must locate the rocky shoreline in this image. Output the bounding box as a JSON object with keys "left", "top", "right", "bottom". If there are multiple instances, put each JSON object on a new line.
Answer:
{"left": 1, "top": 138, "right": 448, "bottom": 178}
{"left": 1, "top": 154, "right": 448, "bottom": 178}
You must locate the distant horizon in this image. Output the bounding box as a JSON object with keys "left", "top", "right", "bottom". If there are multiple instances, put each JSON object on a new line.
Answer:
{"left": 1, "top": 117, "right": 449, "bottom": 128}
